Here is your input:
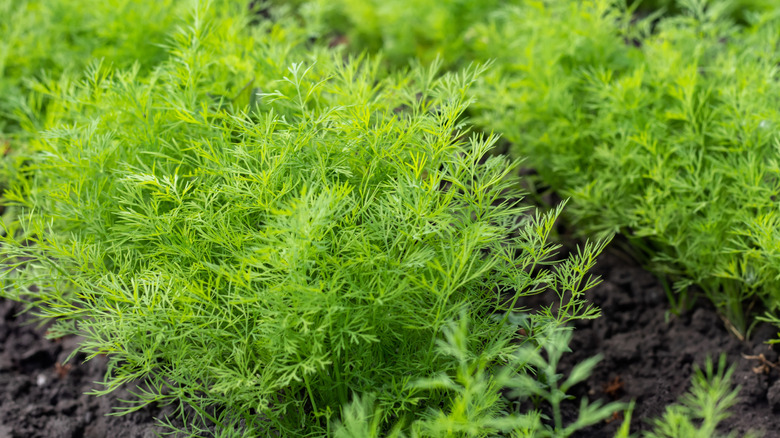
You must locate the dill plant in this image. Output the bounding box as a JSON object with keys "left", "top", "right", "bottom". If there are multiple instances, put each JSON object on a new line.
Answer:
{"left": 333, "top": 317, "right": 624, "bottom": 437}
{"left": 645, "top": 355, "right": 760, "bottom": 438}
{"left": 0, "top": 0, "right": 203, "bottom": 228}
{"left": 334, "top": 333, "right": 760, "bottom": 438}
{"left": 0, "top": 2, "right": 616, "bottom": 435}
{"left": 287, "top": 0, "right": 780, "bottom": 337}
{"left": 0, "top": 0, "right": 194, "bottom": 135}
{"left": 467, "top": 0, "right": 780, "bottom": 336}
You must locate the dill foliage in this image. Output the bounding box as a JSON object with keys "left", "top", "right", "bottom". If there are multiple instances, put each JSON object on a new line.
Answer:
{"left": 0, "top": 2, "right": 615, "bottom": 435}
{"left": 1, "top": 0, "right": 764, "bottom": 435}
{"left": 294, "top": 0, "right": 780, "bottom": 338}
{"left": 0, "top": 0, "right": 190, "bottom": 135}
{"left": 469, "top": 0, "right": 780, "bottom": 335}
{"left": 645, "top": 355, "right": 760, "bottom": 438}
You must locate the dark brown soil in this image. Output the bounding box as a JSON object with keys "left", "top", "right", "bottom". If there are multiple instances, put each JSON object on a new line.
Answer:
{"left": 1, "top": 245, "right": 778, "bottom": 437}
{"left": 0, "top": 298, "right": 183, "bottom": 437}
{"left": 560, "top": 247, "right": 780, "bottom": 437}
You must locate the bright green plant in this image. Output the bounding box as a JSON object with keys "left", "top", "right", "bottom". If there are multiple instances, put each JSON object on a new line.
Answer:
{"left": 285, "top": 0, "right": 780, "bottom": 336}
{"left": 468, "top": 0, "right": 780, "bottom": 335}
{"left": 0, "top": 0, "right": 203, "bottom": 231}
{"left": 0, "top": 0, "right": 195, "bottom": 135}
{"left": 0, "top": 2, "right": 612, "bottom": 435}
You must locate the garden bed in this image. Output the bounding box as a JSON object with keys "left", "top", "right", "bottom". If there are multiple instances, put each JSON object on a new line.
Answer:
{"left": 3, "top": 0, "right": 780, "bottom": 436}
{"left": 1, "top": 243, "right": 777, "bottom": 437}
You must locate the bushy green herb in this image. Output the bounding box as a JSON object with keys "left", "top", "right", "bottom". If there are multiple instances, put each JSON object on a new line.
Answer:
{"left": 0, "top": 2, "right": 611, "bottom": 435}
{"left": 290, "top": 0, "right": 780, "bottom": 337}
{"left": 0, "top": 0, "right": 194, "bottom": 135}
{"left": 467, "top": 0, "right": 780, "bottom": 335}
{"left": 0, "top": 0, "right": 203, "bottom": 224}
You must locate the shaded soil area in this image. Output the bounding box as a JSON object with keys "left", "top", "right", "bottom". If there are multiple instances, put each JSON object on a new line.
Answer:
{"left": 561, "top": 246, "right": 780, "bottom": 437}
{"left": 0, "top": 245, "right": 778, "bottom": 437}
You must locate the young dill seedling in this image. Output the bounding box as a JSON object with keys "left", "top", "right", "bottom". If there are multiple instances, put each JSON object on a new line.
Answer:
{"left": 333, "top": 314, "right": 626, "bottom": 437}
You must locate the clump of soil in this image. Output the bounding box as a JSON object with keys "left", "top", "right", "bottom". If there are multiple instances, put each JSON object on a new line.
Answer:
{"left": 561, "top": 247, "right": 780, "bottom": 437}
